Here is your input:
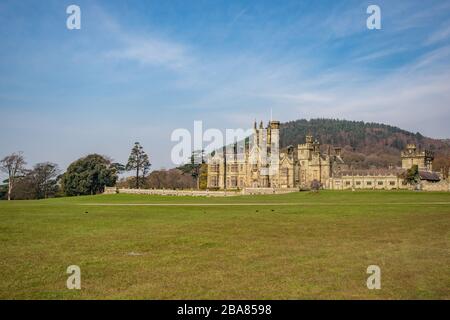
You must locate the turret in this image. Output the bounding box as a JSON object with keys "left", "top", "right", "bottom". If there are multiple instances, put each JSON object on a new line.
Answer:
{"left": 401, "top": 144, "right": 434, "bottom": 171}
{"left": 269, "top": 120, "right": 280, "bottom": 129}
{"left": 405, "top": 144, "right": 417, "bottom": 154}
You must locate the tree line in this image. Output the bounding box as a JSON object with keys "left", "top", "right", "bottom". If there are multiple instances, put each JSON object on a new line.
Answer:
{"left": 0, "top": 142, "right": 205, "bottom": 200}
{"left": 0, "top": 152, "right": 59, "bottom": 200}
{"left": 280, "top": 118, "right": 450, "bottom": 172}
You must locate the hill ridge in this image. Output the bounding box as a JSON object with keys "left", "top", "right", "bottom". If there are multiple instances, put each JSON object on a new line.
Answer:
{"left": 279, "top": 118, "right": 449, "bottom": 170}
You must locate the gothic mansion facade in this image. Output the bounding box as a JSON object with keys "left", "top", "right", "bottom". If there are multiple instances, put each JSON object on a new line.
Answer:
{"left": 206, "top": 120, "right": 445, "bottom": 191}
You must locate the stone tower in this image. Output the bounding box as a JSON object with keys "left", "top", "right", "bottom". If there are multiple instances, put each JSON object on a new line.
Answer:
{"left": 401, "top": 144, "right": 434, "bottom": 172}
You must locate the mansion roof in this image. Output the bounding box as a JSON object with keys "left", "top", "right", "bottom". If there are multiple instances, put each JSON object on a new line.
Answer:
{"left": 419, "top": 171, "right": 441, "bottom": 182}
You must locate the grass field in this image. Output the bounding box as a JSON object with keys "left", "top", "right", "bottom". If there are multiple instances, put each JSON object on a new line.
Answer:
{"left": 0, "top": 190, "right": 449, "bottom": 299}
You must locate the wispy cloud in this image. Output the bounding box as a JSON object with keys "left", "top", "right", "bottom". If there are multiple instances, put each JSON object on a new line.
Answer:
{"left": 1, "top": 0, "right": 450, "bottom": 171}
{"left": 106, "top": 36, "right": 190, "bottom": 69}
{"left": 352, "top": 47, "right": 407, "bottom": 62}
{"left": 425, "top": 23, "right": 450, "bottom": 45}
{"left": 94, "top": 7, "right": 191, "bottom": 70}
{"left": 409, "top": 45, "right": 450, "bottom": 71}
{"left": 230, "top": 8, "right": 247, "bottom": 27}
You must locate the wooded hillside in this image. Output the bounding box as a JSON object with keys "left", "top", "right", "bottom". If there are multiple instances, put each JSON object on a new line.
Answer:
{"left": 280, "top": 119, "right": 450, "bottom": 171}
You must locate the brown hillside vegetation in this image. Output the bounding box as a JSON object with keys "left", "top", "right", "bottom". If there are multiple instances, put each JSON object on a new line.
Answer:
{"left": 117, "top": 168, "right": 196, "bottom": 189}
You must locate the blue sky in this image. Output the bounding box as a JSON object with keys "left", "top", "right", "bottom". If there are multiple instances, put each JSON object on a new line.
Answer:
{"left": 1, "top": 0, "right": 450, "bottom": 172}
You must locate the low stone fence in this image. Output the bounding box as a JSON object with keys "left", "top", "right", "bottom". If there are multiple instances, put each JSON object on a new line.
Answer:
{"left": 104, "top": 187, "right": 301, "bottom": 197}
{"left": 104, "top": 187, "right": 240, "bottom": 197}
{"left": 420, "top": 181, "right": 450, "bottom": 192}
{"left": 105, "top": 184, "right": 449, "bottom": 196}
{"left": 241, "top": 187, "right": 300, "bottom": 195}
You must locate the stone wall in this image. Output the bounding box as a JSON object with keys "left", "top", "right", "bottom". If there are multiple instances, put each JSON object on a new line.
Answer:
{"left": 104, "top": 187, "right": 241, "bottom": 197}
{"left": 105, "top": 187, "right": 300, "bottom": 197}
{"left": 105, "top": 182, "right": 449, "bottom": 196}
{"left": 241, "top": 187, "right": 300, "bottom": 195}
{"left": 420, "top": 181, "right": 450, "bottom": 192}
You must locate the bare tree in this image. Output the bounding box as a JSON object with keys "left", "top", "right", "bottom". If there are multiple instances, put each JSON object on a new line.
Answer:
{"left": 0, "top": 152, "right": 27, "bottom": 200}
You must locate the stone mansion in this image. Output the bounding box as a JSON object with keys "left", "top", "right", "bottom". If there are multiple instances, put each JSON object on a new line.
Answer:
{"left": 206, "top": 120, "right": 447, "bottom": 191}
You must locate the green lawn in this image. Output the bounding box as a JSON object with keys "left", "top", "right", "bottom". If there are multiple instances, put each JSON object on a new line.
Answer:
{"left": 0, "top": 190, "right": 449, "bottom": 299}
